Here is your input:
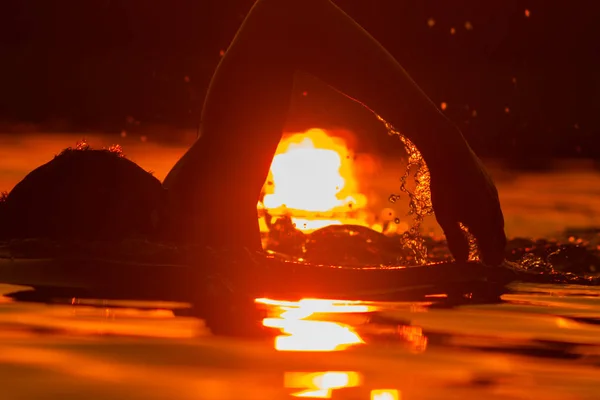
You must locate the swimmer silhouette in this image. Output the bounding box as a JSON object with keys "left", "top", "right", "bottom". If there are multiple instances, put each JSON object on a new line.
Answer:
{"left": 163, "top": 0, "right": 507, "bottom": 266}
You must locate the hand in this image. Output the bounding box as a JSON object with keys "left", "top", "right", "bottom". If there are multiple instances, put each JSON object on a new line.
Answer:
{"left": 429, "top": 147, "right": 507, "bottom": 266}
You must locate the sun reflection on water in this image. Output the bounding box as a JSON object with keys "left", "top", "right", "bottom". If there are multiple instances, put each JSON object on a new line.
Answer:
{"left": 398, "top": 325, "right": 428, "bottom": 353}
{"left": 256, "top": 298, "right": 375, "bottom": 352}
{"left": 370, "top": 389, "right": 401, "bottom": 400}
{"left": 284, "top": 371, "right": 402, "bottom": 399}
{"left": 285, "top": 371, "right": 362, "bottom": 398}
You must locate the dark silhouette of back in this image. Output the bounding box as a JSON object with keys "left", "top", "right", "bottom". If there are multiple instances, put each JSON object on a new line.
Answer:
{"left": 0, "top": 147, "right": 163, "bottom": 241}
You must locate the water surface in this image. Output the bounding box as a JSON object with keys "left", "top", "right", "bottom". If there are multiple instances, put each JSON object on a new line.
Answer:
{"left": 1, "top": 283, "right": 599, "bottom": 400}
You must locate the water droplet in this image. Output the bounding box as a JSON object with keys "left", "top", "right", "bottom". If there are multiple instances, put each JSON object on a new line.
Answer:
{"left": 394, "top": 218, "right": 400, "bottom": 224}
{"left": 107, "top": 144, "right": 124, "bottom": 156}
{"left": 75, "top": 140, "right": 89, "bottom": 151}
{"left": 375, "top": 113, "right": 434, "bottom": 265}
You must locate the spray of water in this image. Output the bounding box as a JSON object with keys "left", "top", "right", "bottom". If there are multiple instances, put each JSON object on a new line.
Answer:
{"left": 376, "top": 115, "right": 481, "bottom": 265}
{"left": 375, "top": 115, "right": 433, "bottom": 265}
{"left": 459, "top": 222, "right": 481, "bottom": 262}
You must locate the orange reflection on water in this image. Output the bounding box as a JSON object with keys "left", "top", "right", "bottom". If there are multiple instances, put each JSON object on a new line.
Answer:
{"left": 399, "top": 325, "right": 428, "bottom": 353}
{"left": 371, "top": 389, "right": 401, "bottom": 400}
{"left": 285, "top": 371, "right": 362, "bottom": 398}
{"left": 256, "top": 298, "right": 373, "bottom": 351}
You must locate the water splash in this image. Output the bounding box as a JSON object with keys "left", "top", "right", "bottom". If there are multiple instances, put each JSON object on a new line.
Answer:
{"left": 75, "top": 140, "right": 90, "bottom": 151}
{"left": 106, "top": 144, "right": 125, "bottom": 157}
{"left": 376, "top": 115, "right": 433, "bottom": 265}
{"left": 459, "top": 222, "right": 481, "bottom": 262}
{"left": 375, "top": 115, "right": 486, "bottom": 264}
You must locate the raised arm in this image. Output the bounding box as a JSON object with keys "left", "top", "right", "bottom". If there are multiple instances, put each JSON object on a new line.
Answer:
{"left": 164, "top": 0, "right": 506, "bottom": 265}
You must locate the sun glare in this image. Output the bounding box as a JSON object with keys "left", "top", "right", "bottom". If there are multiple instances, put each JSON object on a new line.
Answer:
{"left": 260, "top": 129, "right": 369, "bottom": 232}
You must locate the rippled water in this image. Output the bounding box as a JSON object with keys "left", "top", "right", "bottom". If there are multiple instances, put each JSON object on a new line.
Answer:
{"left": 1, "top": 283, "right": 599, "bottom": 400}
